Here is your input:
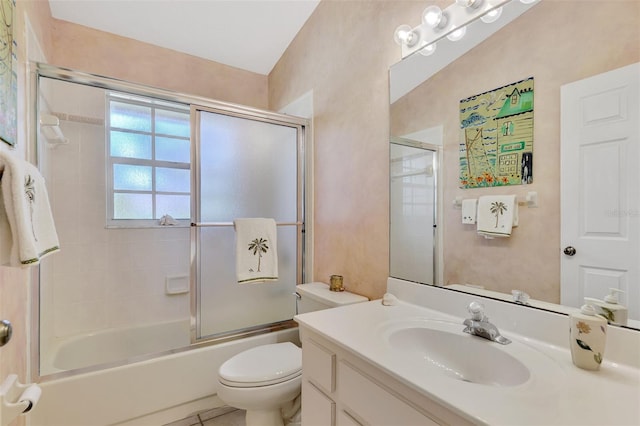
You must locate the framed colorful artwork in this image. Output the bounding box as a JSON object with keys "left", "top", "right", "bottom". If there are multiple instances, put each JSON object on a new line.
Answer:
{"left": 459, "top": 77, "right": 534, "bottom": 188}
{"left": 0, "top": 0, "right": 17, "bottom": 146}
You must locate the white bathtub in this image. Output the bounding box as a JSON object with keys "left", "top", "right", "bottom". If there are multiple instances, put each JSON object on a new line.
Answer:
{"left": 32, "top": 327, "right": 299, "bottom": 426}
{"left": 49, "top": 320, "right": 191, "bottom": 372}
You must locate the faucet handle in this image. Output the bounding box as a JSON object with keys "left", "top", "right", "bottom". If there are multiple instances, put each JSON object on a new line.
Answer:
{"left": 467, "top": 301, "right": 485, "bottom": 321}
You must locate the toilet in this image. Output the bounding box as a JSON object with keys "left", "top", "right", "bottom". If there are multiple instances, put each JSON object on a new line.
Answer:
{"left": 217, "top": 282, "right": 368, "bottom": 426}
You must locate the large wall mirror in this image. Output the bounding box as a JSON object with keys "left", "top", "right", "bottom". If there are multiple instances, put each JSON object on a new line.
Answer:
{"left": 389, "top": 0, "right": 640, "bottom": 330}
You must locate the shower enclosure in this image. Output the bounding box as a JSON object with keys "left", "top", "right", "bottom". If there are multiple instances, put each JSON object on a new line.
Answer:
{"left": 32, "top": 64, "right": 309, "bottom": 378}
{"left": 389, "top": 139, "right": 438, "bottom": 285}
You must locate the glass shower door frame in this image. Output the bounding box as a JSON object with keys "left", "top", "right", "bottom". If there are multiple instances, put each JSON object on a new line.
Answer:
{"left": 29, "top": 63, "right": 310, "bottom": 381}
{"left": 190, "top": 104, "right": 307, "bottom": 343}
{"left": 389, "top": 137, "right": 440, "bottom": 286}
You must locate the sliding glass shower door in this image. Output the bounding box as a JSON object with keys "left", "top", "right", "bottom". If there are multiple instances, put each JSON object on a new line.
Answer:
{"left": 33, "top": 64, "right": 308, "bottom": 379}
{"left": 192, "top": 107, "right": 304, "bottom": 340}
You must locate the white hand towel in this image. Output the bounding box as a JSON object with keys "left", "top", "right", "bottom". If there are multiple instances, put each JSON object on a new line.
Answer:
{"left": 0, "top": 151, "right": 60, "bottom": 267}
{"left": 477, "top": 195, "right": 517, "bottom": 238}
{"left": 461, "top": 199, "right": 477, "bottom": 224}
{"left": 234, "top": 218, "right": 278, "bottom": 284}
{"left": 0, "top": 183, "right": 11, "bottom": 265}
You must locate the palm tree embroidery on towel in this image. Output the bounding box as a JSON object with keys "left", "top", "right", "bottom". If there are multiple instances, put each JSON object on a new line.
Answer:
{"left": 25, "top": 175, "right": 38, "bottom": 241}
{"left": 247, "top": 237, "right": 269, "bottom": 272}
{"left": 490, "top": 201, "right": 507, "bottom": 228}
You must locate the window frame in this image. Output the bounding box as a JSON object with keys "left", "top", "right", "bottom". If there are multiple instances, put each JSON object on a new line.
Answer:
{"left": 106, "top": 92, "right": 191, "bottom": 228}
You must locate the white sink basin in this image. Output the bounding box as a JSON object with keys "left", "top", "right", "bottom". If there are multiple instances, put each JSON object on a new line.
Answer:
{"left": 380, "top": 319, "right": 530, "bottom": 387}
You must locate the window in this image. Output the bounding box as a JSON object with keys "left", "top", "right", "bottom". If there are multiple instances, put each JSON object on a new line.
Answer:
{"left": 107, "top": 93, "right": 190, "bottom": 226}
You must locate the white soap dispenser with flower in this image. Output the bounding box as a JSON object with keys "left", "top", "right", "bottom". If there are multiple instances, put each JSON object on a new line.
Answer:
{"left": 584, "top": 288, "right": 628, "bottom": 326}
{"left": 569, "top": 303, "right": 607, "bottom": 371}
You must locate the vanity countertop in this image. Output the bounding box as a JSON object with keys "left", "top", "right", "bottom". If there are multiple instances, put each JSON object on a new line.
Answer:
{"left": 295, "top": 300, "right": 640, "bottom": 426}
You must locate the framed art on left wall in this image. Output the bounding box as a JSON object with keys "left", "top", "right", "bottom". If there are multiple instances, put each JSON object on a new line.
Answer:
{"left": 0, "top": 0, "right": 17, "bottom": 146}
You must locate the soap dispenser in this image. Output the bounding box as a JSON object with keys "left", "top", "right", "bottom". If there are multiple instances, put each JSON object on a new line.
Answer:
{"left": 584, "top": 288, "right": 628, "bottom": 326}
{"left": 569, "top": 304, "right": 607, "bottom": 371}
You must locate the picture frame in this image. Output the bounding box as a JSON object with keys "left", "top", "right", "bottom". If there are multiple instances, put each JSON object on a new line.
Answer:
{"left": 459, "top": 77, "right": 534, "bottom": 188}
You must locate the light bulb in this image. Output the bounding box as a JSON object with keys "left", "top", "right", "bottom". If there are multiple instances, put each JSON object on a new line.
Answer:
{"left": 456, "top": 0, "right": 483, "bottom": 8}
{"left": 422, "top": 6, "right": 448, "bottom": 29}
{"left": 419, "top": 43, "right": 437, "bottom": 56}
{"left": 393, "top": 24, "right": 418, "bottom": 47}
{"left": 447, "top": 26, "right": 467, "bottom": 41}
{"left": 481, "top": 6, "right": 502, "bottom": 23}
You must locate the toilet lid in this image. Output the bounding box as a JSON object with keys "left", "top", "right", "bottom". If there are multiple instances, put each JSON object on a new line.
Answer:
{"left": 219, "top": 342, "right": 302, "bottom": 387}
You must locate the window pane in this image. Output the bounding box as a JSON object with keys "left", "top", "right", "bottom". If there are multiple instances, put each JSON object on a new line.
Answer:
{"left": 110, "top": 131, "right": 152, "bottom": 159}
{"left": 113, "top": 164, "right": 152, "bottom": 191}
{"left": 156, "top": 194, "right": 190, "bottom": 219}
{"left": 156, "top": 109, "right": 190, "bottom": 137}
{"left": 156, "top": 167, "right": 190, "bottom": 193}
{"left": 110, "top": 101, "right": 152, "bottom": 132}
{"left": 113, "top": 193, "right": 153, "bottom": 219}
{"left": 156, "top": 136, "right": 190, "bottom": 163}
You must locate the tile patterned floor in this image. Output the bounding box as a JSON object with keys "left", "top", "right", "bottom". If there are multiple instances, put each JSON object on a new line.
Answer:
{"left": 164, "top": 407, "right": 245, "bottom": 426}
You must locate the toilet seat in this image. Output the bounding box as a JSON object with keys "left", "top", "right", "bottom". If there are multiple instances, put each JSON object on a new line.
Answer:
{"left": 218, "top": 342, "right": 302, "bottom": 388}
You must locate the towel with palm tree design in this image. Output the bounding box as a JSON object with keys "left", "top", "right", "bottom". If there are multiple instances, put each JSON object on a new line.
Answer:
{"left": 234, "top": 218, "right": 279, "bottom": 284}
{"left": 0, "top": 151, "right": 60, "bottom": 266}
{"left": 476, "top": 195, "right": 518, "bottom": 238}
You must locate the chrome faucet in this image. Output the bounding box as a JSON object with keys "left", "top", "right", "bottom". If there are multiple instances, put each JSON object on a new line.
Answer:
{"left": 462, "top": 301, "right": 511, "bottom": 345}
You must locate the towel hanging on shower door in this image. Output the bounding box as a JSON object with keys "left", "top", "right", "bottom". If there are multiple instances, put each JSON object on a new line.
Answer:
{"left": 234, "top": 218, "right": 278, "bottom": 284}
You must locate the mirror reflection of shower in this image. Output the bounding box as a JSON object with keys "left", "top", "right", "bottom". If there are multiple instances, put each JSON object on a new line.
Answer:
{"left": 389, "top": 139, "right": 439, "bottom": 285}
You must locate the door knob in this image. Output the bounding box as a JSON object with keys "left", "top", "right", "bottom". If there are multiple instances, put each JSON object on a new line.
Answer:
{"left": 0, "top": 320, "right": 12, "bottom": 347}
{"left": 563, "top": 246, "right": 577, "bottom": 256}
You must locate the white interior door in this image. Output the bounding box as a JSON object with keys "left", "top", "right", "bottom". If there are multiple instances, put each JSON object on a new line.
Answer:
{"left": 561, "top": 63, "right": 640, "bottom": 321}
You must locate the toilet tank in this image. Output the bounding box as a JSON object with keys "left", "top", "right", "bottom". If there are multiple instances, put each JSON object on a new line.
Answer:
{"left": 296, "top": 282, "right": 368, "bottom": 314}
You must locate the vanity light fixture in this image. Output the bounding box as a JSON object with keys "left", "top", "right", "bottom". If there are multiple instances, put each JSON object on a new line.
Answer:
{"left": 393, "top": 24, "right": 419, "bottom": 47}
{"left": 394, "top": 0, "right": 540, "bottom": 59}
{"left": 446, "top": 26, "right": 467, "bottom": 41}
{"left": 419, "top": 43, "right": 437, "bottom": 56}
{"left": 422, "top": 6, "right": 448, "bottom": 29}
{"left": 480, "top": 6, "right": 503, "bottom": 23}
{"left": 455, "top": 0, "right": 483, "bottom": 9}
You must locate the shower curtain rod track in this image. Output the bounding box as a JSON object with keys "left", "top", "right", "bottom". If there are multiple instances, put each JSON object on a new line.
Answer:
{"left": 191, "top": 221, "right": 303, "bottom": 227}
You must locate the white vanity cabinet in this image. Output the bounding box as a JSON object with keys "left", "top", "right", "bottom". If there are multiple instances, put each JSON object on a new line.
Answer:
{"left": 300, "top": 328, "right": 474, "bottom": 426}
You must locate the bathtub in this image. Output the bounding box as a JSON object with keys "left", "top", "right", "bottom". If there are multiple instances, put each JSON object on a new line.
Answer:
{"left": 31, "top": 326, "right": 299, "bottom": 426}
{"left": 44, "top": 320, "right": 192, "bottom": 373}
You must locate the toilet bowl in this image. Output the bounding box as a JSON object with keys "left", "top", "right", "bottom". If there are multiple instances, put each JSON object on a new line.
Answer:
{"left": 216, "top": 282, "right": 368, "bottom": 426}
{"left": 217, "top": 342, "right": 301, "bottom": 426}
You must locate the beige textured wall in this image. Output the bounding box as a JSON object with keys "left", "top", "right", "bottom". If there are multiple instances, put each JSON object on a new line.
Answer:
{"left": 391, "top": 1, "right": 640, "bottom": 302}
{"left": 49, "top": 20, "right": 268, "bottom": 109}
{"left": 269, "top": 0, "right": 432, "bottom": 299}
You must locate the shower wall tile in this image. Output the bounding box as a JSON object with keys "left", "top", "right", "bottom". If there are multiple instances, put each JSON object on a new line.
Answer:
{"left": 43, "top": 114, "right": 191, "bottom": 344}
{"left": 54, "top": 300, "right": 108, "bottom": 337}
{"left": 156, "top": 226, "right": 190, "bottom": 241}
{"left": 107, "top": 243, "right": 136, "bottom": 270}
{"left": 54, "top": 218, "right": 80, "bottom": 247}
{"left": 52, "top": 270, "right": 106, "bottom": 306}
{"left": 105, "top": 267, "right": 134, "bottom": 298}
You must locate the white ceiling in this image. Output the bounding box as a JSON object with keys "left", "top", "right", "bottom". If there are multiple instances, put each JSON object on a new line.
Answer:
{"left": 48, "top": 0, "right": 321, "bottom": 75}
